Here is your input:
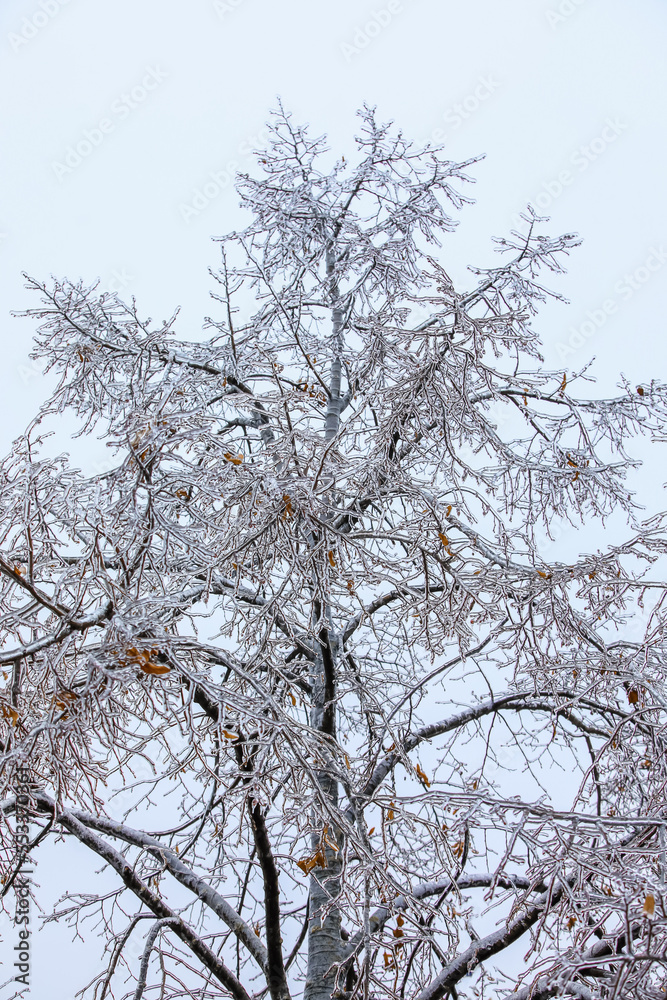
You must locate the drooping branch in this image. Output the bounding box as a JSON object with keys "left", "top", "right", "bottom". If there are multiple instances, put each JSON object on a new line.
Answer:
{"left": 33, "top": 794, "right": 252, "bottom": 1000}
{"left": 48, "top": 801, "right": 269, "bottom": 973}
{"left": 342, "top": 872, "right": 534, "bottom": 958}
{"left": 415, "top": 879, "right": 569, "bottom": 1000}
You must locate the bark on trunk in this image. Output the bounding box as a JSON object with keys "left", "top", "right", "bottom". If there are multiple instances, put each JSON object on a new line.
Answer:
{"left": 323, "top": 246, "right": 344, "bottom": 443}
{"left": 304, "top": 652, "right": 343, "bottom": 1000}
{"left": 305, "top": 241, "right": 345, "bottom": 1000}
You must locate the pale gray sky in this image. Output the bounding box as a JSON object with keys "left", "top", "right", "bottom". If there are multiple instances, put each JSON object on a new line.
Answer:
{"left": 1, "top": 0, "right": 666, "bottom": 995}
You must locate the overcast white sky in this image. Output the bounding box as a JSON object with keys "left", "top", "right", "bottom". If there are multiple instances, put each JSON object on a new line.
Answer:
{"left": 1, "top": 0, "right": 667, "bottom": 995}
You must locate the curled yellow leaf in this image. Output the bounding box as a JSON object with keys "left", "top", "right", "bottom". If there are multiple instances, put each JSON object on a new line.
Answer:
{"left": 415, "top": 763, "right": 431, "bottom": 787}
{"left": 140, "top": 662, "right": 171, "bottom": 676}
{"left": 281, "top": 494, "right": 294, "bottom": 519}
{"left": 296, "top": 849, "right": 327, "bottom": 875}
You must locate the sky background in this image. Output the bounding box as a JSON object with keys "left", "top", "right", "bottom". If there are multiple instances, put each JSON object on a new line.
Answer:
{"left": 1, "top": 0, "right": 667, "bottom": 996}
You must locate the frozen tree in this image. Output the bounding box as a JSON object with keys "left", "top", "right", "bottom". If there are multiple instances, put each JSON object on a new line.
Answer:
{"left": 2, "top": 105, "right": 667, "bottom": 1000}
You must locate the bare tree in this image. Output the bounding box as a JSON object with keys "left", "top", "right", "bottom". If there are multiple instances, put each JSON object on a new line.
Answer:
{"left": 2, "top": 104, "right": 667, "bottom": 1000}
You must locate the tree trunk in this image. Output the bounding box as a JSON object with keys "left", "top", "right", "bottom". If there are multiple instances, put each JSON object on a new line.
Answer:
{"left": 305, "top": 648, "right": 343, "bottom": 1000}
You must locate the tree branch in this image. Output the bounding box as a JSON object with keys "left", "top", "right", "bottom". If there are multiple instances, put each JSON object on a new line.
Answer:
{"left": 342, "top": 872, "right": 532, "bottom": 958}
{"left": 57, "top": 801, "right": 269, "bottom": 973}
{"left": 32, "top": 793, "right": 253, "bottom": 1000}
